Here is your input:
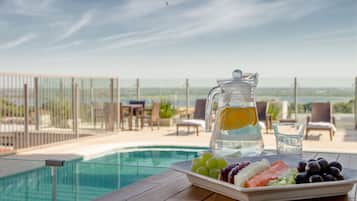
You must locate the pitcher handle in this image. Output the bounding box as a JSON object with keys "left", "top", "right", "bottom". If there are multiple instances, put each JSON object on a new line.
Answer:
{"left": 205, "top": 86, "right": 222, "bottom": 132}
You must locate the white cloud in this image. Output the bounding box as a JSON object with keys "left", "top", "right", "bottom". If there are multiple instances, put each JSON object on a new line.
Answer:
{"left": 57, "top": 11, "right": 93, "bottom": 41}
{"left": 99, "top": 28, "right": 161, "bottom": 42}
{"left": 105, "top": 0, "right": 187, "bottom": 23}
{"left": 46, "top": 40, "right": 84, "bottom": 50}
{"left": 100, "top": 0, "right": 334, "bottom": 49}
{"left": 0, "top": 33, "right": 37, "bottom": 49}
{"left": 1, "top": 0, "right": 55, "bottom": 16}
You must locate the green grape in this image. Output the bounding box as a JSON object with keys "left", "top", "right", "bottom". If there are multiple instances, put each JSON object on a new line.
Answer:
{"left": 209, "top": 168, "right": 221, "bottom": 179}
{"left": 191, "top": 163, "right": 201, "bottom": 172}
{"left": 216, "top": 157, "right": 228, "bottom": 169}
{"left": 206, "top": 157, "right": 218, "bottom": 169}
{"left": 191, "top": 157, "right": 205, "bottom": 172}
{"left": 196, "top": 166, "right": 209, "bottom": 176}
{"left": 200, "top": 152, "right": 213, "bottom": 162}
{"left": 192, "top": 158, "right": 204, "bottom": 166}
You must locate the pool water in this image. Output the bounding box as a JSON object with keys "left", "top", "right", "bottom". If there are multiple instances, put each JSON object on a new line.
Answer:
{"left": 0, "top": 146, "right": 206, "bottom": 201}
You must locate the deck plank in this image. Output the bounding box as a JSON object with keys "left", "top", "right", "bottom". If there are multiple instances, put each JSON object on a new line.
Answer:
{"left": 94, "top": 180, "right": 159, "bottom": 201}
{"left": 128, "top": 175, "right": 191, "bottom": 201}
{"left": 203, "top": 194, "right": 235, "bottom": 201}
{"left": 166, "top": 186, "right": 213, "bottom": 201}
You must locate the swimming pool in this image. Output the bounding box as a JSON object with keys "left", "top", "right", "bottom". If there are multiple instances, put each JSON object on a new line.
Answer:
{"left": 0, "top": 146, "right": 207, "bottom": 201}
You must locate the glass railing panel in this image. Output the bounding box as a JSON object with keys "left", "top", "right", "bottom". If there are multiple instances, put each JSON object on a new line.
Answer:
{"left": 297, "top": 77, "right": 355, "bottom": 131}
{"left": 257, "top": 77, "right": 296, "bottom": 121}
{"left": 120, "top": 79, "right": 137, "bottom": 104}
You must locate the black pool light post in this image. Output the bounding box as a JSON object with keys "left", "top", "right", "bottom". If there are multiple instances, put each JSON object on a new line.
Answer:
{"left": 45, "top": 160, "right": 65, "bottom": 201}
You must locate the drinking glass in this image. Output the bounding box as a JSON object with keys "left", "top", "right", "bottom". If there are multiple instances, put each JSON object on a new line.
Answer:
{"left": 273, "top": 123, "right": 305, "bottom": 155}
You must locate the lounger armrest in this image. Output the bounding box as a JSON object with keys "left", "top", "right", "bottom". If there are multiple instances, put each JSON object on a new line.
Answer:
{"left": 187, "top": 113, "right": 193, "bottom": 119}
{"left": 306, "top": 116, "right": 311, "bottom": 123}
{"left": 332, "top": 116, "right": 336, "bottom": 125}
{"left": 265, "top": 114, "right": 273, "bottom": 129}
{"left": 267, "top": 114, "right": 272, "bottom": 121}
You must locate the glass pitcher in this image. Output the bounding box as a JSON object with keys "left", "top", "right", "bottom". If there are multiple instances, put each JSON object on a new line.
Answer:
{"left": 205, "top": 69, "right": 264, "bottom": 158}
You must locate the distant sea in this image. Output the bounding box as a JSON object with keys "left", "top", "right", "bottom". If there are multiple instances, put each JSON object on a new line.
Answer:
{"left": 121, "top": 87, "right": 354, "bottom": 107}
{"left": 119, "top": 77, "right": 355, "bottom": 106}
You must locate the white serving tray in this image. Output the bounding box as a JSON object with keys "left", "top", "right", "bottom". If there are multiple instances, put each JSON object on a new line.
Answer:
{"left": 171, "top": 155, "right": 357, "bottom": 201}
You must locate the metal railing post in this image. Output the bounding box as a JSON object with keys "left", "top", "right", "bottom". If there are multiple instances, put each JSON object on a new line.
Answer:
{"left": 110, "top": 78, "right": 114, "bottom": 103}
{"left": 74, "top": 83, "right": 79, "bottom": 138}
{"left": 294, "top": 77, "right": 298, "bottom": 120}
{"left": 24, "top": 83, "right": 29, "bottom": 147}
{"left": 110, "top": 78, "right": 115, "bottom": 131}
{"left": 354, "top": 77, "right": 357, "bottom": 129}
{"left": 117, "top": 77, "right": 120, "bottom": 131}
{"left": 71, "top": 78, "right": 75, "bottom": 131}
{"left": 136, "top": 78, "right": 140, "bottom": 100}
{"left": 90, "top": 78, "right": 94, "bottom": 127}
{"left": 34, "top": 77, "right": 39, "bottom": 130}
{"left": 185, "top": 78, "right": 190, "bottom": 119}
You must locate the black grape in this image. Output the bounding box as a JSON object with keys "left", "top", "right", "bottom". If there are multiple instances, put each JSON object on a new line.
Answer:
{"left": 297, "top": 161, "right": 307, "bottom": 172}
{"left": 328, "top": 166, "right": 341, "bottom": 177}
{"left": 306, "top": 161, "right": 321, "bottom": 175}
{"left": 309, "top": 175, "right": 324, "bottom": 183}
{"left": 329, "top": 161, "right": 343, "bottom": 171}
{"left": 317, "top": 159, "right": 329, "bottom": 172}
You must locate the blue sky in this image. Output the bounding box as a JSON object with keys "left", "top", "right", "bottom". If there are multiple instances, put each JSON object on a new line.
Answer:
{"left": 0, "top": 0, "right": 356, "bottom": 78}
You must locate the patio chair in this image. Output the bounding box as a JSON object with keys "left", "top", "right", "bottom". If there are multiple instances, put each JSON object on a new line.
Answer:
{"left": 176, "top": 99, "right": 206, "bottom": 136}
{"left": 256, "top": 101, "right": 272, "bottom": 133}
{"left": 305, "top": 102, "right": 336, "bottom": 141}
{"left": 144, "top": 102, "right": 161, "bottom": 131}
{"left": 119, "top": 102, "right": 129, "bottom": 129}
{"left": 94, "top": 104, "right": 104, "bottom": 128}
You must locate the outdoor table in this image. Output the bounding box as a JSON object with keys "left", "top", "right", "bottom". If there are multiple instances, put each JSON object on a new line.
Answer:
{"left": 98, "top": 151, "right": 357, "bottom": 201}
{"left": 121, "top": 104, "right": 144, "bottom": 130}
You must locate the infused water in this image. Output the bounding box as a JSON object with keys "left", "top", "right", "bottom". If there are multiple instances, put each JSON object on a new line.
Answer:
{"left": 219, "top": 107, "right": 258, "bottom": 130}
{"left": 212, "top": 106, "right": 264, "bottom": 157}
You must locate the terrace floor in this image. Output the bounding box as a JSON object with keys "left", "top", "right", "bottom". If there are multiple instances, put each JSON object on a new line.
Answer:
{"left": 0, "top": 125, "right": 356, "bottom": 178}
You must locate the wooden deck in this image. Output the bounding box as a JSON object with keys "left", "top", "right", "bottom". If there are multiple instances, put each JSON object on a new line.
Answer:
{"left": 96, "top": 151, "right": 357, "bottom": 201}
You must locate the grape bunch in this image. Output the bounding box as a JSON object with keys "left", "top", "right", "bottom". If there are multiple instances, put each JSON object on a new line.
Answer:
{"left": 295, "top": 158, "right": 344, "bottom": 184}
{"left": 191, "top": 152, "right": 228, "bottom": 179}
{"left": 220, "top": 161, "right": 251, "bottom": 184}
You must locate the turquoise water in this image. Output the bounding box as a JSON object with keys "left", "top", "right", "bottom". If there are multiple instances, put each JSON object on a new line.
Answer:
{"left": 0, "top": 146, "right": 206, "bottom": 201}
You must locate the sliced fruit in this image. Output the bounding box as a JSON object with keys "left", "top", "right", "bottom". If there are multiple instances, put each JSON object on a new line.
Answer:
{"left": 245, "top": 160, "right": 289, "bottom": 187}
{"left": 234, "top": 159, "right": 270, "bottom": 186}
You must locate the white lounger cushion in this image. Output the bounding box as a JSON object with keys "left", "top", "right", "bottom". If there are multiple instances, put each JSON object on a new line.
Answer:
{"left": 180, "top": 119, "right": 205, "bottom": 128}
{"left": 307, "top": 122, "right": 336, "bottom": 132}
{"left": 258, "top": 121, "right": 266, "bottom": 129}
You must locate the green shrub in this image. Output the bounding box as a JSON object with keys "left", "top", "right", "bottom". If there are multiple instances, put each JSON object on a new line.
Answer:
{"left": 333, "top": 100, "right": 353, "bottom": 113}
{"left": 267, "top": 102, "right": 281, "bottom": 120}
{"left": 0, "top": 99, "right": 25, "bottom": 118}
{"left": 159, "top": 99, "right": 176, "bottom": 118}
{"left": 288, "top": 100, "right": 354, "bottom": 114}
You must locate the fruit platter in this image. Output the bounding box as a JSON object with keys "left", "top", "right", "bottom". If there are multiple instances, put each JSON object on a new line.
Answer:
{"left": 171, "top": 152, "right": 357, "bottom": 201}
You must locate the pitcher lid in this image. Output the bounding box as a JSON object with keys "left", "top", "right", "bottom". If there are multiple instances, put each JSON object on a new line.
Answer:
{"left": 217, "top": 69, "right": 258, "bottom": 87}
